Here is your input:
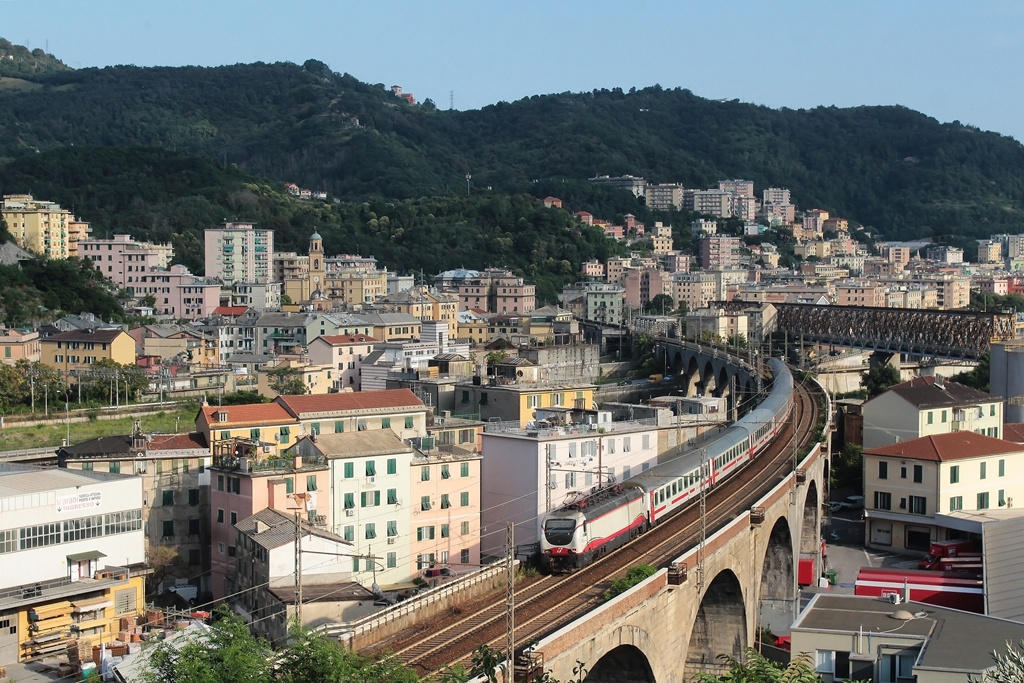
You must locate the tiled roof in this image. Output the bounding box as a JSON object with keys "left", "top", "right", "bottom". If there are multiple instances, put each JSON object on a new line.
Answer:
{"left": 302, "top": 430, "right": 413, "bottom": 459}
{"left": 148, "top": 433, "right": 208, "bottom": 451}
{"left": 275, "top": 389, "right": 424, "bottom": 417}
{"left": 213, "top": 306, "right": 249, "bottom": 316}
{"left": 198, "top": 402, "right": 297, "bottom": 428}
{"left": 236, "top": 507, "right": 349, "bottom": 550}
{"left": 1005, "top": 423, "right": 1024, "bottom": 443}
{"left": 315, "top": 334, "right": 378, "bottom": 345}
{"left": 44, "top": 328, "right": 126, "bottom": 343}
{"left": 864, "top": 431, "right": 1024, "bottom": 461}
{"left": 871, "top": 375, "right": 995, "bottom": 409}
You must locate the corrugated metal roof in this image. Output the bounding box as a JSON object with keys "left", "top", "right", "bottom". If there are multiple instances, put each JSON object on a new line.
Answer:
{"left": 302, "top": 431, "right": 413, "bottom": 459}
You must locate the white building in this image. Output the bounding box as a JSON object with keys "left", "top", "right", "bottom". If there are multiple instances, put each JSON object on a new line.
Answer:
{"left": 479, "top": 415, "right": 660, "bottom": 555}
{"left": 862, "top": 375, "right": 1003, "bottom": 450}
{"left": 0, "top": 464, "right": 145, "bottom": 586}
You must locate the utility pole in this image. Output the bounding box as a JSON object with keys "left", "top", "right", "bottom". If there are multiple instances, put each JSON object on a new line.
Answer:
{"left": 294, "top": 511, "right": 303, "bottom": 626}
{"left": 504, "top": 521, "right": 515, "bottom": 683}
{"left": 696, "top": 448, "right": 708, "bottom": 594}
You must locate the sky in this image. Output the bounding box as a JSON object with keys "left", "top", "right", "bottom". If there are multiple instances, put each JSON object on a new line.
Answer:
{"left": 4, "top": 0, "right": 1024, "bottom": 143}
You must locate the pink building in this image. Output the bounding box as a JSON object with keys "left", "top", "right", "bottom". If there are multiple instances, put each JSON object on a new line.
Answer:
{"left": 208, "top": 452, "right": 332, "bottom": 600}
{"left": 580, "top": 260, "right": 605, "bottom": 279}
{"left": 0, "top": 327, "right": 40, "bottom": 364}
{"left": 976, "top": 277, "right": 1009, "bottom": 296}
{"left": 307, "top": 334, "right": 378, "bottom": 391}
{"left": 410, "top": 451, "right": 482, "bottom": 575}
{"left": 574, "top": 211, "right": 594, "bottom": 226}
{"left": 79, "top": 234, "right": 171, "bottom": 290}
{"left": 623, "top": 268, "right": 672, "bottom": 309}
{"left": 136, "top": 265, "right": 220, "bottom": 320}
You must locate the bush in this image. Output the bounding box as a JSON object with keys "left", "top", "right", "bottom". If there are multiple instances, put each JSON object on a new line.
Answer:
{"left": 602, "top": 564, "right": 656, "bottom": 602}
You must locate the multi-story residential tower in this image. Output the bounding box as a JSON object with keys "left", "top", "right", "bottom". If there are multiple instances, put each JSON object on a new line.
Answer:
{"left": 204, "top": 221, "right": 274, "bottom": 285}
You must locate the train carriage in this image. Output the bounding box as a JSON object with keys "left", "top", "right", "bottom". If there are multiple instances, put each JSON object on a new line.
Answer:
{"left": 539, "top": 358, "right": 793, "bottom": 572}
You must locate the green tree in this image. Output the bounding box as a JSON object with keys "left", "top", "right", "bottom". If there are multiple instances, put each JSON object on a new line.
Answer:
{"left": 603, "top": 563, "right": 657, "bottom": 602}
{"left": 267, "top": 367, "right": 307, "bottom": 396}
{"left": 975, "top": 640, "right": 1024, "bottom": 683}
{"left": 861, "top": 362, "right": 901, "bottom": 398}
{"left": 645, "top": 293, "right": 674, "bottom": 315}
{"left": 951, "top": 353, "right": 990, "bottom": 392}
{"left": 832, "top": 443, "right": 863, "bottom": 491}
{"left": 141, "top": 608, "right": 274, "bottom": 683}
{"left": 694, "top": 649, "right": 824, "bottom": 683}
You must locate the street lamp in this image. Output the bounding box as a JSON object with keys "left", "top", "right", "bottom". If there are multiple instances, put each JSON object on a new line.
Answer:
{"left": 63, "top": 391, "right": 70, "bottom": 447}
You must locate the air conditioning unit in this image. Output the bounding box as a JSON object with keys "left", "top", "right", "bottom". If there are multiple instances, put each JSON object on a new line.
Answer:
{"left": 345, "top": 509, "right": 355, "bottom": 517}
{"left": 387, "top": 537, "right": 396, "bottom": 545}
{"left": 366, "top": 476, "right": 376, "bottom": 484}
{"left": 263, "top": 446, "right": 273, "bottom": 454}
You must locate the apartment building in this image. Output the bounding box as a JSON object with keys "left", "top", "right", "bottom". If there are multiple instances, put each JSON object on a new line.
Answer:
{"left": 587, "top": 174, "right": 647, "bottom": 197}
{"left": 58, "top": 428, "right": 211, "bottom": 589}
{"left": 836, "top": 282, "right": 888, "bottom": 307}
{"left": 691, "top": 218, "right": 718, "bottom": 238}
{"left": 40, "top": 328, "right": 136, "bottom": 381}
{"left": 622, "top": 269, "right": 672, "bottom": 310}
{"left": 580, "top": 260, "right": 605, "bottom": 280}
{"left": 78, "top": 234, "right": 173, "bottom": 291}
{"left": 307, "top": 334, "right": 377, "bottom": 391}
{"left": 862, "top": 375, "right": 1002, "bottom": 450}
{"left": 650, "top": 222, "right": 674, "bottom": 254}
{"left": 208, "top": 445, "right": 331, "bottom": 600}
{"left": 230, "top": 282, "right": 282, "bottom": 310}
{"left": 699, "top": 235, "right": 742, "bottom": 269}
{"left": 801, "top": 209, "right": 829, "bottom": 240}
{"left": 0, "top": 326, "right": 40, "bottom": 364}
{"left": 66, "top": 219, "right": 92, "bottom": 258}
{"left": 977, "top": 239, "right": 1002, "bottom": 264}
{"left": 690, "top": 190, "right": 732, "bottom": 217}
{"left": 1, "top": 193, "right": 76, "bottom": 259}
{"left": 863, "top": 431, "right": 1024, "bottom": 552}
{"left": 672, "top": 272, "right": 718, "bottom": 312}
{"left": 131, "top": 265, "right": 220, "bottom": 320}
{"left": 204, "top": 221, "right": 274, "bottom": 285}
{"left": 644, "top": 183, "right": 685, "bottom": 211}
{"left": 274, "top": 388, "right": 429, "bottom": 440}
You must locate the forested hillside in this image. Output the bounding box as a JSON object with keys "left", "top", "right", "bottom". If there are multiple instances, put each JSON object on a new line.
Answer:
{"left": 1, "top": 56, "right": 1024, "bottom": 243}
{"left": 0, "top": 147, "right": 627, "bottom": 302}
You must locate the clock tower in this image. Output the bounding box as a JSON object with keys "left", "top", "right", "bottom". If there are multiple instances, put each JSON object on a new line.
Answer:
{"left": 308, "top": 230, "right": 325, "bottom": 298}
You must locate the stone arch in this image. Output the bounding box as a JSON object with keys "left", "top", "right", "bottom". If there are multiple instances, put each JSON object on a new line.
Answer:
{"left": 700, "top": 360, "right": 717, "bottom": 396}
{"left": 669, "top": 349, "right": 685, "bottom": 375}
{"left": 758, "top": 516, "right": 797, "bottom": 634}
{"left": 716, "top": 365, "right": 731, "bottom": 399}
{"left": 586, "top": 644, "right": 656, "bottom": 683}
{"left": 685, "top": 356, "right": 701, "bottom": 396}
{"left": 685, "top": 569, "right": 746, "bottom": 678}
{"left": 801, "top": 480, "right": 820, "bottom": 555}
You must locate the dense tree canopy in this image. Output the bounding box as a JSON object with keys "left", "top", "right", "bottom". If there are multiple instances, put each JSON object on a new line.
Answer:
{"left": 0, "top": 58, "right": 1023, "bottom": 243}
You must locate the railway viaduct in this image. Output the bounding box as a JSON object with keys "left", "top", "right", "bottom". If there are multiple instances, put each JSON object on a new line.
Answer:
{"left": 528, "top": 345, "right": 830, "bottom": 682}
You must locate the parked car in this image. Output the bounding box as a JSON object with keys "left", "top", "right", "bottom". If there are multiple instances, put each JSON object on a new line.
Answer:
{"left": 829, "top": 495, "right": 864, "bottom": 512}
{"left": 618, "top": 380, "right": 632, "bottom": 386}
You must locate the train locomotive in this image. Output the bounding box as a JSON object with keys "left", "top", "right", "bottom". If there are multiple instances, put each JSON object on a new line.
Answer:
{"left": 539, "top": 358, "right": 794, "bottom": 573}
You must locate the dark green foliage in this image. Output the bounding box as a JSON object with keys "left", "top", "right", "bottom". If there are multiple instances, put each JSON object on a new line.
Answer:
{"left": 969, "top": 290, "right": 1024, "bottom": 314}
{"left": 602, "top": 563, "right": 657, "bottom": 601}
{"left": 832, "top": 444, "right": 863, "bottom": 491}
{"left": 2, "top": 60, "right": 1024, "bottom": 240}
{"left": 0, "top": 147, "right": 627, "bottom": 301}
{"left": 861, "top": 362, "right": 902, "bottom": 398}
{"left": 216, "top": 390, "right": 269, "bottom": 406}
{"left": 0, "top": 39, "right": 70, "bottom": 78}
{"left": 694, "top": 649, "right": 826, "bottom": 683}
{"left": 950, "top": 352, "right": 990, "bottom": 392}
{"left": 0, "top": 257, "right": 123, "bottom": 326}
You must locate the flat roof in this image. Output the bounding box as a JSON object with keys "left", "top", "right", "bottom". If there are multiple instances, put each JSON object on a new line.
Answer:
{"left": 0, "top": 463, "right": 127, "bottom": 498}
{"left": 793, "top": 594, "right": 1024, "bottom": 674}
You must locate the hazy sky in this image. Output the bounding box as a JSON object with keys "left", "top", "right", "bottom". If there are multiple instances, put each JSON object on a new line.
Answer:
{"left": 4, "top": 0, "right": 1024, "bottom": 142}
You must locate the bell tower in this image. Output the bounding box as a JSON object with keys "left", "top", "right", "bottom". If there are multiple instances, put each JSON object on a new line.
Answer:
{"left": 308, "top": 230, "right": 325, "bottom": 297}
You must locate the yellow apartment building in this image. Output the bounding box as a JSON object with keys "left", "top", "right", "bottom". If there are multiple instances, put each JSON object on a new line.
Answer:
{"left": 40, "top": 329, "right": 135, "bottom": 381}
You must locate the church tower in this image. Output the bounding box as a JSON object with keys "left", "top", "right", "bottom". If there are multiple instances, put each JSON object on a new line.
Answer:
{"left": 308, "top": 230, "right": 325, "bottom": 297}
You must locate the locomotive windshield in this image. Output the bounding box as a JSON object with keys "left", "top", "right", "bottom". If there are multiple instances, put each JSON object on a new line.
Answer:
{"left": 544, "top": 519, "right": 576, "bottom": 545}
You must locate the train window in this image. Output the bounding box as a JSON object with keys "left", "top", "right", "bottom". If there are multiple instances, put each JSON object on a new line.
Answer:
{"left": 671, "top": 482, "right": 677, "bottom": 495}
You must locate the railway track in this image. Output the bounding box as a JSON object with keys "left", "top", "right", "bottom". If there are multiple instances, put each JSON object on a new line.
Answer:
{"left": 373, "top": 377, "right": 824, "bottom": 676}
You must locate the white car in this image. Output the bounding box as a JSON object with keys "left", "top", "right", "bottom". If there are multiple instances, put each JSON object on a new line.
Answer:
{"left": 830, "top": 495, "right": 864, "bottom": 513}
